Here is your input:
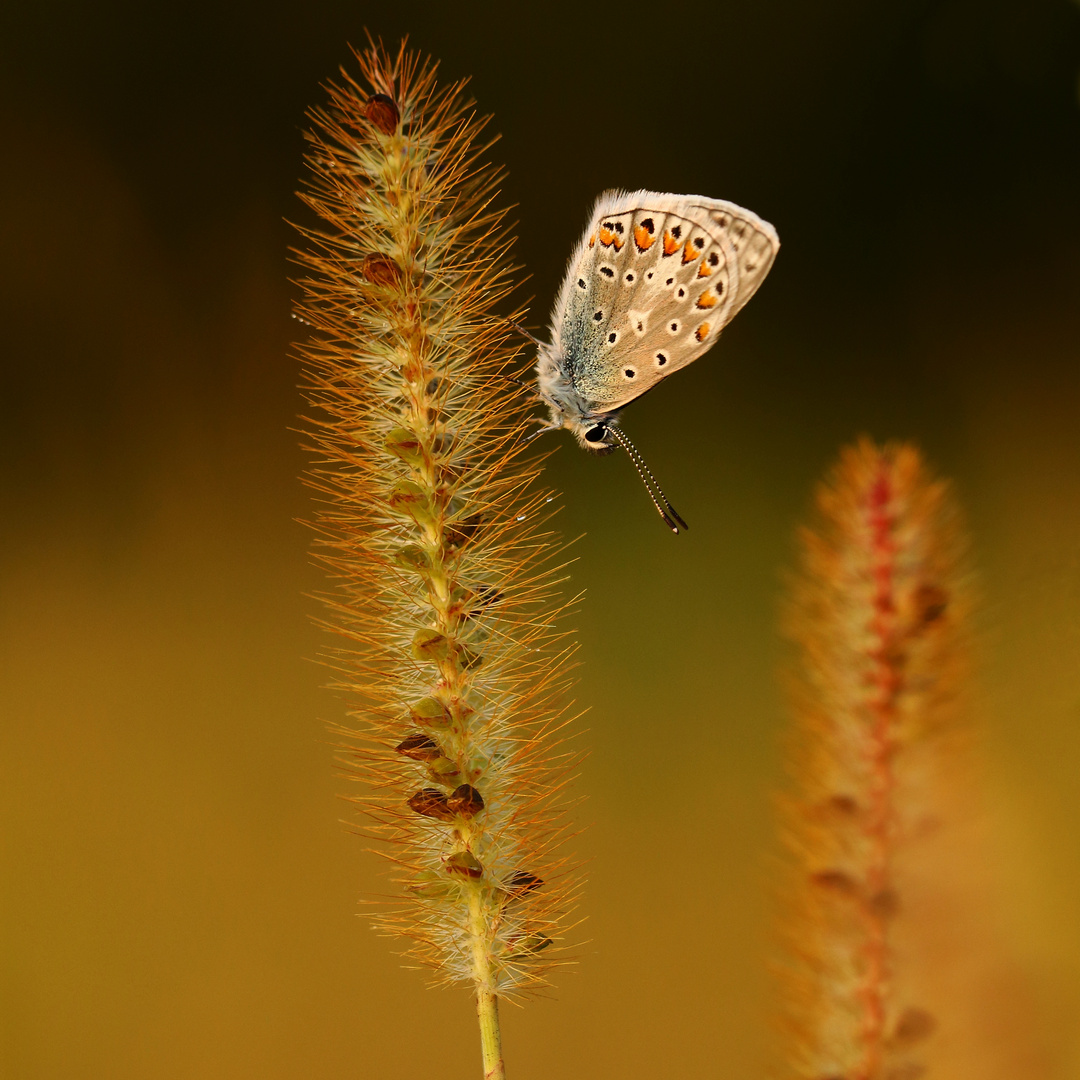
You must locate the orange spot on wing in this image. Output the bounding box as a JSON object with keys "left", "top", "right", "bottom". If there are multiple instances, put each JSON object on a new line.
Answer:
{"left": 663, "top": 231, "right": 681, "bottom": 256}
{"left": 695, "top": 322, "right": 711, "bottom": 342}
{"left": 588, "top": 233, "right": 596, "bottom": 248}
{"left": 696, "top": 260, "right": 713, "bottom": 278}
{"left": 598, "top": 226, "right": 624, "bottom": 250}
{"left": 682, "top": 241, "right": 699, "bottom": 264}
{"left": 695, "top": 290, "right": 718, "bottom": 309}
{"left": 634, "top": 224, "right": 656, "bottom": 251}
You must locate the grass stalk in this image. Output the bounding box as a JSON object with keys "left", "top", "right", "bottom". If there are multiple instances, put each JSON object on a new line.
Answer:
{"left": 780, "top": 437, "right": 972, "bottom": 1080}
{"left": 293, "top": 40, "right": 580, "bottom": 1077}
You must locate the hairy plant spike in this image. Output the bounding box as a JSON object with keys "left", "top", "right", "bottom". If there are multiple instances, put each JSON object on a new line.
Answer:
{"left": 779, "top": 438, "right": 973, "bottom": 1080}
{"left": 294, "top": 41, "right": 581, "bottom": 1077}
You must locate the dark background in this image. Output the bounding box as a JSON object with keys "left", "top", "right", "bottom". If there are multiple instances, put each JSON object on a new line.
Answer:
{"left": 2, "top": 1, "right": 1080, "bottom": 1076}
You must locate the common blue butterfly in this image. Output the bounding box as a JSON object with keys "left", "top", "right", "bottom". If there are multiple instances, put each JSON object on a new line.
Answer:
{"left": 534, "top": 190, "right": 779, "bottom": 531}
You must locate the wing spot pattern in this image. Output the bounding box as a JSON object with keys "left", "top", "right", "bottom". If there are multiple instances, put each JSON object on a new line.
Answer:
{"left": 634, "top": 218, "right": 656, "bottom": 251}
{"left": 662, "top": 225, "right": 682, "bottom": 256}
{"left": 695, "top": 323, "right": 711, "bottom": 342}
{"left": 656, "top": 353, "right": 668, "bottom": 366}
{"left": 599, "top": 220, "right": 625, "bottom": 250}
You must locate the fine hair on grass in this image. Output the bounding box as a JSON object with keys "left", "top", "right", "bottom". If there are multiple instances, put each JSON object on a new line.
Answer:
{"left": 293, "top": 40, "right": 581, "bottom": 1079}
{"left": 779, "top": 438, "right": 978, "bottom": 1080}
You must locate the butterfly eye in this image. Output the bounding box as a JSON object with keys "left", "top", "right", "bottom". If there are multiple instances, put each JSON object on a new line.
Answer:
{"left": 584, "top": 426, "right": 607, "bottom": 443}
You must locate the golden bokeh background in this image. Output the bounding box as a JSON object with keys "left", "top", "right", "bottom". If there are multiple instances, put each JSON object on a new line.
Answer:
{"left": 2, "top": 1, "right": 1079, "bottom": 1076}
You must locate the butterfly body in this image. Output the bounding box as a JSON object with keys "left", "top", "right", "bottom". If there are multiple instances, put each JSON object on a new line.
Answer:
{"left": 536, "top": 189, "right": 779, "bottom": 452}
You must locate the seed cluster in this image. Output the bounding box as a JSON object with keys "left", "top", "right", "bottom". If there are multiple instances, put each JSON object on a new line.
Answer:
{"left": 295, "top": 42, "right": 579, "bottom": 995}
{"left": 781, "top": 439, "right": 971, "bottom": 1079}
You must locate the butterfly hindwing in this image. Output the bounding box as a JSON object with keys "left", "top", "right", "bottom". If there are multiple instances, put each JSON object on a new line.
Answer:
{"left": 555, "top": 190, "right": 777, "bottom": 412}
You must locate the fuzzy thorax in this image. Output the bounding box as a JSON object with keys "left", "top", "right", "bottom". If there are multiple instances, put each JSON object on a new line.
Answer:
{"left": 535, "top": 342, "right": 617, "bottom": 453}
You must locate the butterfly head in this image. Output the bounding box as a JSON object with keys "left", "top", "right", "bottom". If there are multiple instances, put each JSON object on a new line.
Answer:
{"left": 580, "top": 420, "right": 616, "bottom": 455}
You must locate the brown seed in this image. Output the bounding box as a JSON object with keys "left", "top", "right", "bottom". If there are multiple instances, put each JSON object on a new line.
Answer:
{"left": 869, "top": 887, "right": 901, "bottom": 919}
{"left": 506, "top": 871, "right": 544, "bottom": 897}
{"left": 393, "top": 544, "right": 430, "bottom": 572}
{"left": 362, "top": 252, "right": 401, "bottom": 285}
{"left": 444, "top": 851, "right": 483, "bottom": 878}
{"left": 412, "top": 628, "right": 450, "bottom": 662}
{"left": 506, "top": 932, "right": 553, "bottom": 956}
{"left": 365, "top": 93, "right": 400, "bottom": 134}
{"left": 913, "top": 583, "right": 948, "bottom": 626}
{"left": 407, "top": 788, "right": 455, "bottom": 821}
{"left": 810, "top": 869, "right": 858, "bottom": 895}
{"left": 407, "top": 696, "right": 452, "bottom": 728}
{"left": 893, "top": 1006, "right": 936, "bottom": 1044}
{"left": 822, "top": 793, "right": 860, "bottom": 819}
{"left": 446, "top": 783, "right": 485, "bottom": 818}
{"left": 395, "top": 733, "right": 442, "bottom": 761}
{"left": 424, "top": 757, "right": 462, "bottom": 788}
{"left": 445, "top": 513, "right": 484, "bottom": 550}
{"left": 384, "top": 426, "right": 424, "bottom": 465}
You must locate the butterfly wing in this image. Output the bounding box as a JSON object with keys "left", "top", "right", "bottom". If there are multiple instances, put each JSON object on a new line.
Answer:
{"left": 552, "top": 190, "right": 778, "bottom": 412}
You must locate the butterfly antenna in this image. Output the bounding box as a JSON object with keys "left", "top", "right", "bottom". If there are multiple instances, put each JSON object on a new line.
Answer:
{"left": 606, "top": 425, "right": 689, "bottom": 534}
{"left": 507, "top": 318, "right": 546, "bottom": 348}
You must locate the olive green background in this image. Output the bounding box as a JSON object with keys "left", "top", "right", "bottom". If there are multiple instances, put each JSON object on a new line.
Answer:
{"left": 2, "top": 1, "right": 1079, "bottom": 1076}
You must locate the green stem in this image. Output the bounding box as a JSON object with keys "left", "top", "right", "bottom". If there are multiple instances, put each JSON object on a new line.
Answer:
{"left": 476, "top": 984, "right": 505, "bottom": 1080}
{"left": 469, "top": 890, "right": 505, "bottom": 1079}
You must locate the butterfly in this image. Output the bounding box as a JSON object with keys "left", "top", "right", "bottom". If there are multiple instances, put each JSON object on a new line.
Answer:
{"left": 534, "top": 189, "right": 779, "bottom": 531}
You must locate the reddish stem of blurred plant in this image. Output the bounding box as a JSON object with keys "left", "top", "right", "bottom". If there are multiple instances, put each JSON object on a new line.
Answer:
{"left": 780, "top": 438, "right": 972, "bottom": 1080}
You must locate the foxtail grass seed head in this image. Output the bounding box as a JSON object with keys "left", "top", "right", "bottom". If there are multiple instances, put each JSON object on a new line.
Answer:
{"left": 780, "top": 438, "right": 972, "bottom": 1080}
{"left": 294, "top": 40, "right": 581, "bottom": 1036}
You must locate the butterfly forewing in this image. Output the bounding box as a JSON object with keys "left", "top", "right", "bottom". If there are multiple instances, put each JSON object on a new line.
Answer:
{"left": 556, "top": 190, "right": 776, "bottom": 412}
{"left": 698, "top": 202, "right": 778, "bottom": 317}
